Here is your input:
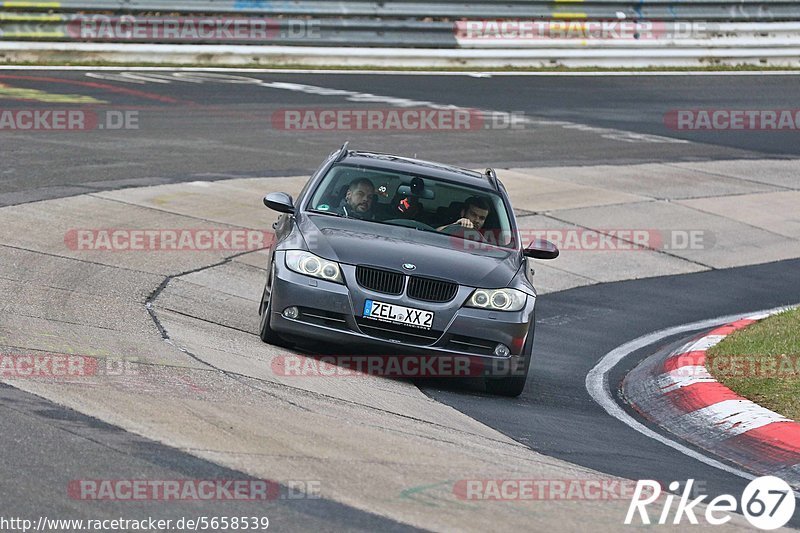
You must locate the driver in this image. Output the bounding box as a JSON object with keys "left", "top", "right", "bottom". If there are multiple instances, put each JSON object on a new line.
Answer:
{"left": 437, "top": 196, "right": 491, "bottom": 232}
{"left": 336, "top": 177, "right": 376, "bottom": 219}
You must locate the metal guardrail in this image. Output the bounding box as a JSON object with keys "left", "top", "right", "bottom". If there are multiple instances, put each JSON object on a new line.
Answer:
{"left": 3, "top": 15, "right": 800, "bottom": 47}
{"left": 1, "top": 1, "right": 799, "bottom": 21}
{"left": 3, "top": 40, "right": 799, "bottom": 68}
{"left": 0, "top": 1, "right": 798, "bottom": 66}
{"left": 0, "top": 12, "right": 457, "bottom": 48}
{"left": 0, "top": 14, "right": 456, "bottom": 47}
{"left": 2, "top": 13, "right": 799, "bottom": 48}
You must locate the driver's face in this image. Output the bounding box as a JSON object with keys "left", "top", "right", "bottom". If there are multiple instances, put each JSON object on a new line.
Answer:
{"left": 462, "top": 205, "right": 489, "bottom": 230}
{"left": 346, "top": 184, "right": 375, "bottom": 213}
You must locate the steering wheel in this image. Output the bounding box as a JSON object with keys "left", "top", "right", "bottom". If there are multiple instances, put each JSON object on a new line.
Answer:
{"left": 441, "top": 223, "right": 488, "bottom": 243}
{"left": 383, "top": 219, "right": 437, "bottom": 232}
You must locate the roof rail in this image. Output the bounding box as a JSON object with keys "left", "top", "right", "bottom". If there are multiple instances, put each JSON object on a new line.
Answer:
{"left": 335, "top": 141, "right": 350, "bottom": 162}
{"left": 485, "top": 168, "right": 499, "bottom": 190}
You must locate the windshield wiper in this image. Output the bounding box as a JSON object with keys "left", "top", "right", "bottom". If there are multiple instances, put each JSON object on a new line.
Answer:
{"left": 369, "top": 218, "right": 429, "bottom": 231}
{"left": 308, "top": 209, "right": 346, "bottom": 218}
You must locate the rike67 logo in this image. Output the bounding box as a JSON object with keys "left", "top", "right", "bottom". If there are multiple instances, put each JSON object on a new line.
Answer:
{"left": 625, "top": 477, "right": 795, "bottom": 530}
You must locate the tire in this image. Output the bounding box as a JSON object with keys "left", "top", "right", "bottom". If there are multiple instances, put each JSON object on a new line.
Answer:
{"left": 258, "top": 280, "right": 293, "bottom": 348}
{"left": 484, "top": 371, "right": 528, "bottom": 397}
{"left": 484, "top": 323, "right": 534, "bottom": 397}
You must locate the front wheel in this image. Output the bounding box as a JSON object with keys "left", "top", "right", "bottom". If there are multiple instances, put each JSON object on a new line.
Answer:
{"left": 484, "top": 372, "right": 528, "bottom": 397}
{"left": 258, "top": 283, "right": 292, "bottom": 348}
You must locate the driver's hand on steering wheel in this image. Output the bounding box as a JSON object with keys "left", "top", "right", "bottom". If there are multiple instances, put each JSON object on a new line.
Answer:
{"left": 454, "top": 217, "right": 474, "bottom": 229}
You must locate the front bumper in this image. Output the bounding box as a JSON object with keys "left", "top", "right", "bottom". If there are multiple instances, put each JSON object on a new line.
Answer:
{"left": 268, "top": 252, "right": 535, "bottom": 376}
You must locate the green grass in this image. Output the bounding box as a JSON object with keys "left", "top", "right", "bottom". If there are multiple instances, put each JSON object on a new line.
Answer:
{"left": 1, "top": 60, "right": 799, "bottom": 72}
{"left": 706, "top": 307, "right": 800, "bottom": 420}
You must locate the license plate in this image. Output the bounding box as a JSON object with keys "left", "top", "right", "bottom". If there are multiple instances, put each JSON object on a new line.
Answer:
{"left": 363, "top": 300, "right": 434, "bottom": 330}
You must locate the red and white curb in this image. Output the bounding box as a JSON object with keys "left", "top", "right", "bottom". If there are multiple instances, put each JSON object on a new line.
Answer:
{"left": 622, "top": 310, "right": 800, "bottom": 488}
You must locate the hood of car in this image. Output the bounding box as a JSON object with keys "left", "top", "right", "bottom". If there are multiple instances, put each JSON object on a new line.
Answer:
{"left": 300, "top": 214, "right": 520, "bottom": 288}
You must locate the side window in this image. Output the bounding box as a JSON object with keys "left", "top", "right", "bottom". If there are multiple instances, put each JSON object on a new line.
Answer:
{"left": 309, "top": 167, "right": 342, "bottom": 211}
{"left": 300, "top": 173, "right": 324, "bottom": 210}
{"left": 488, "top": 195, "right": 513, "bottom": 246}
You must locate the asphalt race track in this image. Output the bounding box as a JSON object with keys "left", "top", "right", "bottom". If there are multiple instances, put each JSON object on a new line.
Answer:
{"left": 2, "top": 71, "right": 799, "bottom": 205}
{"left": 425, "top": 259, "right": 800, "bottom": 527}
{"left": 1, "top": 69, "right": 799, "bottom": 531}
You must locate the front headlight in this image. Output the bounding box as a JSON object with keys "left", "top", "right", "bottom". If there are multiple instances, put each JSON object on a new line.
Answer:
{"left": 285, "top": 251, "right": 343, "bottom": 284}
{"left": 466, "top": 288, "right": 527, "bottom": 312}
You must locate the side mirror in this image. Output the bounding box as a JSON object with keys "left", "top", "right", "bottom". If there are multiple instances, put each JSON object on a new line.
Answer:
{"left": 523, "top": 238, "right": 559, "bottom": 260}
{"left": 263, "top": 192, "right": 295, "bottom": 214}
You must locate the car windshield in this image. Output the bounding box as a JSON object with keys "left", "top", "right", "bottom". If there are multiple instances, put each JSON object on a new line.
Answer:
{"left": 306, "top": 163, "right": 516, "bottom": 249}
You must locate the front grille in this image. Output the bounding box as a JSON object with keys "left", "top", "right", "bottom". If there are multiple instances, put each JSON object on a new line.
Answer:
{"left": 356, "top": 318, "right": 442, "bottom": 346}
{"left": 356, "top": 266, "right": 404, "bottom": 295}
{"left": 407, "top": 276, "right": 458, "bottom": 303}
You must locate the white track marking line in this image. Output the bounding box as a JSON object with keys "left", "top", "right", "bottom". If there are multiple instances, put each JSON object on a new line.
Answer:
{"left": 585, "top": 304, "right": 795, "bottom": 482}
{"left": 78, "top": 71, "right": 688, "bottom": 144}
